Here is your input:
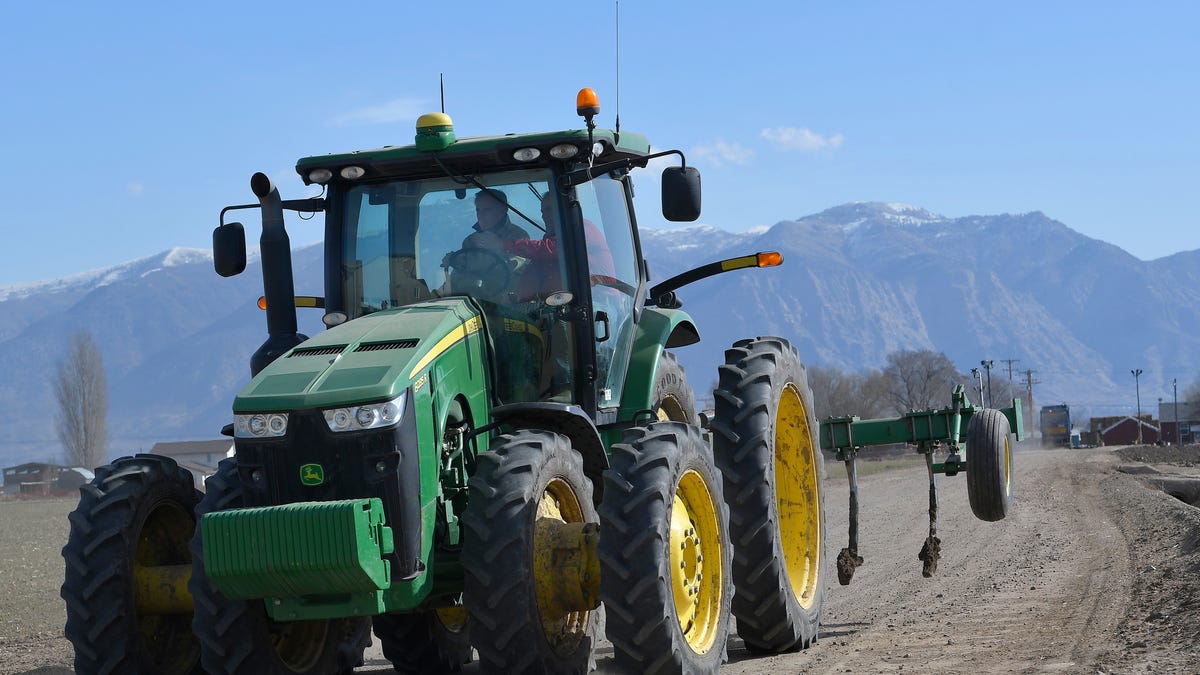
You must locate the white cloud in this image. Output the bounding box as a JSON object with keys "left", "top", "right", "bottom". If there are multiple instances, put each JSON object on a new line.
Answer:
{"left": 127, "top": 182, "right": 145, "bottom": 196}
{"left": 332, "top": 98, "right": 428, "bottom": 126}
{"left": 691, "top": 140, "right": 755, "bottom": 168}
{"left": 760, "top": 126, "right": 845, "bottom": 152}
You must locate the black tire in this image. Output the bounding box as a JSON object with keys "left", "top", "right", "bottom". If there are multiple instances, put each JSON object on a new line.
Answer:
{"left": 966, "top": 408, "right": 1014, "bottom": 521}
{"left": 373, "top": 608, "right": 472, "bottom": 674}
{"left": 60, "top": 454, "right": 202, "bottom": 675}
{"left": 711, "top": 336, "right": 827, "bottom": 653}
{"left": 653, "top": 351, "right": 698, "bottom": 424}
{"left": 188, "top": 458, "right": 371, "bottom": 675}
{"left": 461, "top": 430, "right": 598, "bottom": 674}
{"left": 599, "top": 422, "right": 733, "bottom": 674}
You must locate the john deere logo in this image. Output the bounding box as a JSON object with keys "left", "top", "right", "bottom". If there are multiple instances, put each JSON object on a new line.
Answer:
{"left": 300, "top": 464, "right": 325, "bottom": 486}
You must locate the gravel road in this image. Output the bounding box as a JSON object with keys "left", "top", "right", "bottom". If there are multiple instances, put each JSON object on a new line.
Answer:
{"left": 5, "top": 445, "right": 1199, "bottom": 674}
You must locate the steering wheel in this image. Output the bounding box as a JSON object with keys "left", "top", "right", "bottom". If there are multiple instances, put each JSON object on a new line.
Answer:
{"left": 446, "top": 247, "right": 513, "bottom": 298}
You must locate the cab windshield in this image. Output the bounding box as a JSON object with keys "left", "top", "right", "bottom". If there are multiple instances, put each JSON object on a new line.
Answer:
{"left": 339, "top": 169, "right": 555, "bottom": 314}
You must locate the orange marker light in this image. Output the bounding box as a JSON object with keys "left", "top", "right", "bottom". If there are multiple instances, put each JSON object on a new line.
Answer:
{"left": 756, "top": 251, "right": 784, "bottom": 267}
{"left": 257, "top": 296, "right": 268, "bottom": 310}
{"left": 576, "top": 88, "right": 600, "bottom": 117}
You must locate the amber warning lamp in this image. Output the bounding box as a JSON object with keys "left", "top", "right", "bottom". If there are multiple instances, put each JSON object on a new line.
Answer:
{"left": 258, "top": 296, "right": 324, "bottom": 310}
{"left": 576, "top": 88, "right": 601, "bottom": 119}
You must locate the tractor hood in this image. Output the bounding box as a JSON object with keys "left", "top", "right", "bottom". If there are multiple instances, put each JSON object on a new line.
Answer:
{"left": 233, "top": 298, "right": 481, "bottom": 413}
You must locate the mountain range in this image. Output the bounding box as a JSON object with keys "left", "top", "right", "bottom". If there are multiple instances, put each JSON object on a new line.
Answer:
{"left": 2, "top": 202, "right": 1196, "bottom": 469}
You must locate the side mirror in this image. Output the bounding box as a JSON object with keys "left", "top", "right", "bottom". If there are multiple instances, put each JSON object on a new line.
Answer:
{"left": 661, "top": 166, "right": 701, "bottom": 222}
{"left": 213, "top": 222, "right": 247, "bottom": 277}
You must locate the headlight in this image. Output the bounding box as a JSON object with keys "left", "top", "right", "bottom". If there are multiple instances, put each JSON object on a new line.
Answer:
{"left": 234, "top": 412, "right": 289, "bottom": 439}
{"left": 549, "top": 143, "right": 579, "bottom": 159}
{"left": 323, "top": 392, "right": 407, "bottom": 433}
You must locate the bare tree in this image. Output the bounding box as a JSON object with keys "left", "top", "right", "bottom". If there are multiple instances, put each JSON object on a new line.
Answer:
{"left": 881, "top": 349, "right": 964, "bottom": 415}
{"left": 809, "top": 364, "right": 890, "bottom": 421}
{"left": 1185, "top": 375, "right": 1200, "bottom": 404}
{"left": 54, "top": 330, "right": 108, "bottom": 469}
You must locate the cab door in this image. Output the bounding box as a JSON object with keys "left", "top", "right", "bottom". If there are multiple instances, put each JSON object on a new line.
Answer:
{"left": 570, "top": 174, "right": 642, "bottom": 412}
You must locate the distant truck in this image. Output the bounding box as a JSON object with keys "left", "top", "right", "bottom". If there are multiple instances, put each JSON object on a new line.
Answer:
{"left": 1040, "top": 404, "right": 1071, "bottom": 447}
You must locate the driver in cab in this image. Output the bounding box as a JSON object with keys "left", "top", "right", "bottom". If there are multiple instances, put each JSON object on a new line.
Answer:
{"left": 441, "top": 189, "right": 529, "bottom": 297}
{"left": 460, "top": 189, "right": 529, "bottom": 250}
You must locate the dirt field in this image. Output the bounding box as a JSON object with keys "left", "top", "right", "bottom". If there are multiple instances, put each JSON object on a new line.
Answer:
{"left": 3, "top": 444, "right": 1198, "bottom": 674}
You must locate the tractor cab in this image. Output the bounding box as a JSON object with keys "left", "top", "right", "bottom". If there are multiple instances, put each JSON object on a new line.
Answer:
{"left": 268, "top": 91, "right": 703, "bottom": 421}
{"left": 325, "top": 165, "right": 645, "bottom": 413}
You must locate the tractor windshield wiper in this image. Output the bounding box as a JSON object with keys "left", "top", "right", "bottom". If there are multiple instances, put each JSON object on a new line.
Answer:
{"left": 430, "top": 154, "right": 545, "bottom": 233}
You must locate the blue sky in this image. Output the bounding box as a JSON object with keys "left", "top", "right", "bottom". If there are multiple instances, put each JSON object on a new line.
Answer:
{"left": 2, "top": 2, "right": 1196, "bottom": 287}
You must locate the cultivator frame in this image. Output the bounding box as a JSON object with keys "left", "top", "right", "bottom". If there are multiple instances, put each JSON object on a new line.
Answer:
{"left": 819, "top": 385, "right": 1024, "bottom": 583}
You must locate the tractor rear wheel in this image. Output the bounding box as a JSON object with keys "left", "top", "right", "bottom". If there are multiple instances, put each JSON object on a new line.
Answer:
{"left": 188, "top": 458, "right": 371, "bottom": 675}
{"left": 599, "top": 422, "right": 733, "bottom": 674}
{"left": 653, "top": 351, "right": 698, "bottom": 424}
{"left": 712, "top": 336, "right": 826, "bottom": 653}
{"left": 966, "top": 408, "right": 1014, "bottom": 521}
{"left": 461, "top": 430, "right": 598, "bottom": 674}
{"left": 372, "top": 607, "right": 472, "bottom": 673}
{"left": 61, "top": 454, "right": 202, "bottom": 675}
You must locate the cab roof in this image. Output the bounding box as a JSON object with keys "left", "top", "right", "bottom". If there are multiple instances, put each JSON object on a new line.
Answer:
{"left": 295, "top": 128, "right": 651, "bottom": 186}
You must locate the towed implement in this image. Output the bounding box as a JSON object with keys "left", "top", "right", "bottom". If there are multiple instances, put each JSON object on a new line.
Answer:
{"left": 61, "top": 88, "right": 1019, "bottom": 674}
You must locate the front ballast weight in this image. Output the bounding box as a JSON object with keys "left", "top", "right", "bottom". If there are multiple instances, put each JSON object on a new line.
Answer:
{"left": 819, "top": 385, "right": 1023, "bottom": 584}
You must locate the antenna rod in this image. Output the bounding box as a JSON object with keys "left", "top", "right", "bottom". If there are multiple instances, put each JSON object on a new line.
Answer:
{"left": 614, "top": 0, "right": 621, "bottom": 134}
{"left": 440, "top": 73, "right": 445, "bottom": 113}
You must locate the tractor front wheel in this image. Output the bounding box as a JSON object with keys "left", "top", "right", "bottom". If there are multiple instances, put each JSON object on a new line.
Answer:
{"left": 712, "top": 336, "right": 826, "bottom": 653}
{"left": 61, "top": 454, "right": 202, "bottom": 675}
{"left": 372, "top": 607, "right": 472, "bottom": 673}
{"left": 188, "top": 458, "right": 371, "bottom": 675}
{"left": 461, "top": 430, "right": 599, "bottom": 674}
{"left": 966, "top": 408, "right": 1014, "bottom": 521}
{"left": 599, "top": 422, "right": 733, "bottom": 674}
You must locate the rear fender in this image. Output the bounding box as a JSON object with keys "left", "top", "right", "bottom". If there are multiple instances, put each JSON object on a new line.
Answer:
{"left": 617, "top": 308, "right": 699, "bottom": 422}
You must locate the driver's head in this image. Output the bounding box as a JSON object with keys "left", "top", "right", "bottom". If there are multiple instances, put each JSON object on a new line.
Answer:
{"left": 475, "top": 190, "right": 508, "bottom": 230}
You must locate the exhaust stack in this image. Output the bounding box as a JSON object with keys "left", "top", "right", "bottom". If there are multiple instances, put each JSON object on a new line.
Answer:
{"left": 249, "top": 172, "right": 307, "bottom": 375}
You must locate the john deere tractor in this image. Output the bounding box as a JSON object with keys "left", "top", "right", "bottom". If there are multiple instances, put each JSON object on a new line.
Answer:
{"left": 60, "top": 88, "right": 829, "bottom": 674}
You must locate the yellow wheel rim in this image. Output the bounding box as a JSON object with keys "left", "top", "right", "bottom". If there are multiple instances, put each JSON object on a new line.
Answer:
{"left": 533, "top": 477, "right": 590, "bottom": 655}
{"left": 271, "top": 620, "right": 328, "bottom": 671}
{"left": 435, "top": 606, "right": 468, "bottom": 633}
{"left": 1002, "top": 433, "right": 1012, "bottom": 495}
{"left": 669, "top": 469, "right": 724, "bottom": 654}
{"left": 775, "top": 384, "right": 822, "bottom": 610}
{"left": 133, "top": 498, "right": 197, "bottom": 675}
{"left": 656, "top": 395, "right": 689, "bottom": 422}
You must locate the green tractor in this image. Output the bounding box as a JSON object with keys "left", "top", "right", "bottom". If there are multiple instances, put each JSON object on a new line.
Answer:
{"left": 59, "top": 88, "right": 830, "bottom": 674}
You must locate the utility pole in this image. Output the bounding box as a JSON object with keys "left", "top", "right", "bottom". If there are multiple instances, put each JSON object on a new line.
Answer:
{"left": 1173, "top": 377, "right": 1179, "bottom": 445}
{"left": 980, "top": 360, "right": 995, "bottom": 407}
{"left": 1001, "top": 358, "right": 1020, "bottom": 399}
{"left": 970, "top": 367, "right": 984, "bottom": 406}
{"left": 1131, "top": 369, "right": 1143, "bottom": 445}
{"left": 1025, "top": 369, "right": 1037, "bottom": 444}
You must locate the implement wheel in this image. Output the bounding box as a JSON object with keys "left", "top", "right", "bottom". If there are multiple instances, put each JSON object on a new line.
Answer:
{"left": 653, "top": 351, "right": 698, "bottom": 424}
{"left": 373, "top": 608, "right": 472, "bottom": 673}
{"left": 188, "top": 458, "right": 371, "bottom": 675}
{"left": 61, "top": 454, "right": 202, "bottom": 675}
{"left": 966, "top": 408, "right": 1014, "bottom": 521}
{"left": 599, "top": 422, "right": 733, "bottom": 674}
{"left": 461, "top": 430, "right": 598, "bottom": 674}
{"left": 712, "top": 336, "right": 826, "bottom": 653}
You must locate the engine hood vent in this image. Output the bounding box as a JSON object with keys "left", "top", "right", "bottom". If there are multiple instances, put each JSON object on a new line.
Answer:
{"left": 355, "top": 339, "right": 419, "bottom": 353}
{"left": 288, "top": 345, "right": 347, "bottom": 358}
